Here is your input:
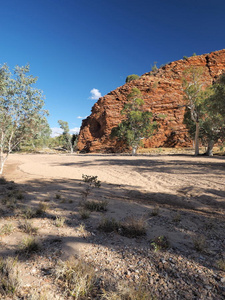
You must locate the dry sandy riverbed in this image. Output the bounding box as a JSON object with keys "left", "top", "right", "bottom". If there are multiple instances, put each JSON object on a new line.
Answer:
{"left": 0, "top": 153, "right": 225, "bottom": 299}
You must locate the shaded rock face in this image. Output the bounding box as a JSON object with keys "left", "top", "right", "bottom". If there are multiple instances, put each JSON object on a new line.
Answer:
{"left": 77, "top": 50, "right": 225, "bottom": 153}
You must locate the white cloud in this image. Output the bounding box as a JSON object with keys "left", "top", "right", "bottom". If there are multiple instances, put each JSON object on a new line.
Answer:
{"left": 51, "top": 127, "right": 80, "bottom": 137}
{"left": 69, "top": 127, "right": 80, "bottom": 135}
{"left": 51, "top": 127, "right": 63, "bottom": 137}
{"left": 89, "top": 88, "right": 102, "bottom": 100}
{"left": 77, "top": 116, "right": 87, "bottom": 119}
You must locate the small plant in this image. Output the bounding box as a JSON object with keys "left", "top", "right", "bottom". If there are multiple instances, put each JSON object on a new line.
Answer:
{"left": 19, "top": 220, "right": 38, "bottom": 234}
{"left": 183, "top": 56, "right": 188, "bottom": 60}
{"left": 36, "top": 201, "right": 48, "bottom": 215}
{"left": 82, "top": 174, "right": 101, "bottom": 201}
{"left": 216, "top": 259, "right": 225, "bottom": 271}
{"left": 103, "top": 279, "right": 155, "bottom": 300}
{"left": 0, "top": 223, "right": 14, "bottom": 235}
{"left": 0, "top": 257, "right": 20, "bottom": 297}
{"left": 79, "top": 208, "right": 91, "bottom": 219}
{"left": 55, "top": 193, "right": 61, "bottom": 200}
{"left": 193, "top": 235, "right": 207, "bottom": 252}
{"left": 151, "top": 235, "right": 170, "bottom": 252}
{"left": 83, "top": 200, "right": 108, "bottom": 212}
{"left": 14, "top": 190, "right": 24, "bottom": 200}
{"left": 172, "top": 212, "right": 181, "bottom": 223}
{"left": 54, "top": 216, "right": 66, "bottom": 227}
{"left": 18, "top": 236, "right": 40, "bottom": 255}
{"left": 120, "top": 216, "right": 147, "bottom": 238}
{"left": 151, "top": 207, "right": 159, "bottom": 216}
{"left": 98, "top": 217, "right": 120, "bottom": 233}
{"left": 22, "top": 207, "right": 37, "bottom": 219}
{"left": 53, "top": 258, "right": 97, "bottom": 299}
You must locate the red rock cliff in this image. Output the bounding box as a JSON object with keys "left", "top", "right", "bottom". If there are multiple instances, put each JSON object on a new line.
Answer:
{"left": 77, "top": 49, "right": 225, "bottom": 152}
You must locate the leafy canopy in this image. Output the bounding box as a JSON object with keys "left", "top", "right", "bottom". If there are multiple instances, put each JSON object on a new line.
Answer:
{"left": 111, "top": 88, "right": 157, "bottom": 154}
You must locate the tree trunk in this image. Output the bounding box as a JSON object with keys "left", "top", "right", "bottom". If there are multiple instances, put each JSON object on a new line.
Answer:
{"left": 205, "top": 140, "right": 214, "bottom": 156}
{"left": 194, "top": 122, "right": 200, "bottom": 156}
{"left": 132, "top": 145, "right": 138, "bottom": 156}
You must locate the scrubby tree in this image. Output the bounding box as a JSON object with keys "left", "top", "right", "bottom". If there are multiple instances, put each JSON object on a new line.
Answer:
{"left": 0, "top": 64, "right": 48, "bottom": 174}
{"left": 182, "top": 66, "right": 210, "bottom": 155}
{"left": 125, "top": 74, "right": 139, "bottom": 83}
{"left": 111, "top": 88, "right": 157, "bottom": 155}
{"left": 58, "top": 120, "right": 78, "bottom": 153}
{"left": 201, "top": 73, "right": 225, "bottom": 155}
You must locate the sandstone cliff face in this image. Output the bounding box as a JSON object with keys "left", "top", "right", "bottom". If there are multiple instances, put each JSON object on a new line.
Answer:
{"left": 77, "top": 49, "right": 225, "bottom": 152}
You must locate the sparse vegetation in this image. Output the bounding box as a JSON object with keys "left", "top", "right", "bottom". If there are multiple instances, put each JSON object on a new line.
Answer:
{"left": 54, "top": 216, "right": 66, "bottom": 227}
{"left": 0, "top": 223, "right": 14, "bottom": 235}
{"left": 103, "top": 280, "right": 155, "bottom": 300}
{"left": 0, "top": 257, "right": 20, "bottom": 297}
{"left": 172, "top": 212, "right": 181, "bottom": 223}
{"left": 151, "top": 236, "right": 170, "bottom": 252}
{"left": 193, "top": 235, "right": 207, "bottom": 252}
{"left": 216, "top": 259, "right": 225, "bottom": 271}
{"left": 18, "top": 236, "right": 40, "bottom": 255}
{"left": 53, "top": 258, "right": 97, "bottom": 299}
{"left": 82, "top": 174, "right": 101, "bottom": 201}
{"left": 125, "top": 74, "right": 139, "bottom": 83}
{"left": 151, "top": 207, "right": 159, "bottom": 216}
{"left": 79, "top": 208, "right": 91, "bottom": 219}
{"left": 83, "top": 199, "right": 108, "bottom": 212}
{"left": 98, "top": 217, "right": 120, "bottom": 233}
{"left": 19, "top": 220, "right": 38, "bottom": 234}
{"left": 120, "top": 216, "right": 147, "bottom": 238}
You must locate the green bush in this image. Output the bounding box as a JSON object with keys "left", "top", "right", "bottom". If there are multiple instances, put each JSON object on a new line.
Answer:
{"left": 125, "top": 74, "right": 139, "bottom": 83}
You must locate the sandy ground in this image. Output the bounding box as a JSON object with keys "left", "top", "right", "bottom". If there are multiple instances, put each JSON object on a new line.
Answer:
{"left": 0, "top": 153, "right": 225, "bottom": 299}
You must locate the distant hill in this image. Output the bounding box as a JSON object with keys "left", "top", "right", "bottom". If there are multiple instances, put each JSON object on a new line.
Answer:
{"left": 77, "top": 49, "right": 225, "bottom": 153}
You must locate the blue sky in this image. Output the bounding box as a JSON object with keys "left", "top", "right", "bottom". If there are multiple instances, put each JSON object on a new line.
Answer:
{"left": 1, "top": 0, "right": 225, "bottom": 136}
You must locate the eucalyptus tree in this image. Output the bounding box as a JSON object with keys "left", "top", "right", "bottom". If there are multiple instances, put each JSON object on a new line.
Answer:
{"left": 182, "top": 66, "right": 210, "bottom": 156}
{"left": 111, "top": 88, "right": 157, "bottom": 155}
{"left": 0, "top": 64, "right": 48, "bottom": 174}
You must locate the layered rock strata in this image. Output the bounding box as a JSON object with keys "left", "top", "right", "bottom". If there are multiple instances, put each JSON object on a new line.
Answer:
{"left": 77, "top": 49, "right": 225, "bottom": 152}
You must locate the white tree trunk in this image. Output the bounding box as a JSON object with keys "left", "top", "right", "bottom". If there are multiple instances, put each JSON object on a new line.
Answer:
{"left": 132, "top": 145, "right": 138, "bottom": 156}
{"left": 194, "top": 122, "right": 200, "bottom": 156}
{"left": 205, "top": 140, "right": 214, "bottom": 156}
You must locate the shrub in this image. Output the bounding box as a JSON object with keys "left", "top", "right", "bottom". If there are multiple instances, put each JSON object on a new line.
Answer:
{"left": 18, "top": 220, "right": 38, "bottom": 234}
{"left": 83, "top": 200, "right": 108, "bottom": 212}
{"left": 216, "top": 259, "right": 225, "bottom": 271}
{"left": 125, "top": 74, "right": 139, "bottom": 83}
{"left": 79, "top": 208, "right": 91, "bottom": 219}
{"left": 120, "top": 216, "right": 147, "bottom": 238}
{"left": 54, "top": 216, "right": 66, "bottom": 227}
{"left": 0, "top": 223, "right": 14, "bottom": 235}
{"left": 151, "top": 207, "right": 159, "bottom": 216}
{"left": 193, "top": 235, "right": 207, "bottom": 252}
{"left": 98, "top": 217, "right": 120, "bottom": 233}
{"left": 18, "top": 236, "right": 40, "bottom": 255}
{"left": 103, "top": 280, "right": 155, "bottom": 300}
{"left": 151, "top": 236, "right": 170, "bottom": 252}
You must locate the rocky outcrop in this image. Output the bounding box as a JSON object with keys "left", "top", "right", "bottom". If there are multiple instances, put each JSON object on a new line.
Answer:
{"left": 77, "top": 49, "right": 225, "bottom": 152}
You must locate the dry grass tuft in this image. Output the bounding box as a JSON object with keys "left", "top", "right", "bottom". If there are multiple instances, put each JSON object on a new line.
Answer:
{"left": 53, "top": 258, "right": 97, "bottom": 299}
{"left": 0, "top": 257, "right": 20, "bottom": 297}
{"left": 119, "top": 216, "right": 147, "bottom": 238}
{"left": 18, "top": 236, "right": 40, "bottom": 255}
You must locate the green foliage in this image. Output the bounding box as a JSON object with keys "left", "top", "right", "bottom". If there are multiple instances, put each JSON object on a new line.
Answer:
{"left": 151, "top": 236, "right": 170, "bottom": 252}
{"left": 111, "top": 88, "right": 157, "bottom": 155}
{"left": 151, "top": 62, "right": 158, "bottom": 72}
{"left": 125, "top": 74, "right": 139, "bottom": 83}
{"left": 183, "top": 56, "right": 188, "bottom": 60}
{"left": 0, "top": 64, "right": 48, "bottom": 173}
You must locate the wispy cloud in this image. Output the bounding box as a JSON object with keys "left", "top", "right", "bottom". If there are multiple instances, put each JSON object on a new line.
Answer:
{"left": 51, "top": 127, "right": 63, "bottom": 137}
{"left": 51, "top": 127, "right": 80, "bottom": 137}
{"left": 69, "top": 127, "right": 80, "bottom": 134}
{"left": 89, "top": 88, "right": 102, "bottom": 100}
{"left": 77, "top": 116, "right": 87, "bottom": 119}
